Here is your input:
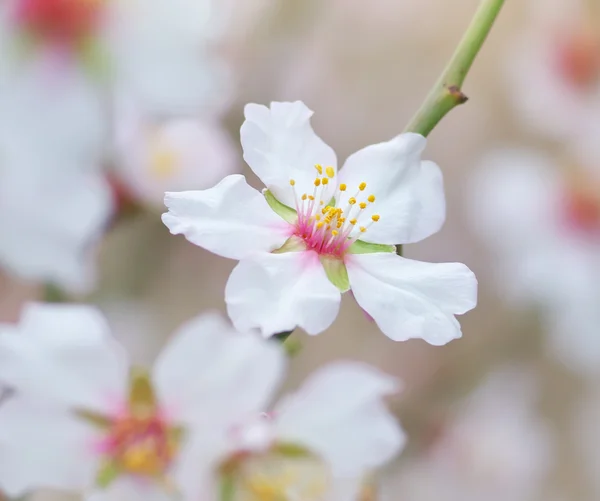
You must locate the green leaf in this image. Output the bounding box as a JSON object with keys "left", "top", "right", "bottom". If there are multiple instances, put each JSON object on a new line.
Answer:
{"left": 264, "top": 190, "right": 297, "bottom": 224}
{"left": 348, "top": 240, "right": 396, "bottom": 255}
{"left": 272, "top": 236, "right": 306, "bottom": 254}
{"left": 95, "top": 461, "right": 120, "bottom": 489}
{"left": 319, "top": 256, "right": 350, "bottom": 292}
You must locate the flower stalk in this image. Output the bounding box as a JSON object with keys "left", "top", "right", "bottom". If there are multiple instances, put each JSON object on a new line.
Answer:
{"left": 404, "top": 0, "right": 505, "bottom": 137}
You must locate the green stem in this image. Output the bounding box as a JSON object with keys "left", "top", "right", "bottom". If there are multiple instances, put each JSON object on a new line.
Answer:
{"left": 404, "top": 0, "right": 505, "bottom": 137}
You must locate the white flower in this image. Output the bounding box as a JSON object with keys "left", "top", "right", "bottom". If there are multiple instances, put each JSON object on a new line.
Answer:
{"left": 163, "top": 101, "right": 477, "bottom": 343}
{"left": 0, "top": 0, "right": 222, "bottom": 116}
{"left": 0, "top": 161, "right": 113, "bottom": 293}
{"left": 506, "top": 0, "right": 600, "bottom": 142}
{"left": 468, "top": 148, "right": 600, "bottom": 375}
{"left": 112, "top": 100, "right": 238, "bottom": 209}
{"left": 0, "top": 303, "right": 284, "bottom": 499}
{"left": 384, "top": 367, "right": 554, "bottom": 501}
{"left": 184, "top": 362, "right": 405, "bottom": 501}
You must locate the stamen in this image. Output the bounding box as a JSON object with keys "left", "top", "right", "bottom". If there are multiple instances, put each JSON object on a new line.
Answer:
{"left": 289, "top": 180, "right": 296, "bottom": 186}
{"left": 314, "top": 178, "right": 321, "bottom": 187}
{"left": 348, "top": 198, "right": 356, "bottom": 205}
{"left": 359, "top": 182, "right": 367, "bottom": 191}
{"left": 350, "top": 219, "right": 357, "bottom": 225}
{"left": 301, "top": 194, "right": 307, "bottom": 201}
{"left": 371, "top": 214, "right": 380, "bottom": 222}
{"left": 315, "top": 164, "right": 323, "bottom": 175}
{"left": 339, "top": 184, "right": 347, "bottom": 192}
{"left": 326, "top": 166, "right": 335, "bottom": 178}
{"left": 322, "top": 178, "right": 329, "bottom": 185}
{"left": 360, "top": 226, "right": 367, "bottom": 232}
{"left": 368, "top": 195, "right": 375, "bottom": 203}
{"left": 359, "top": 202, "right": 367, "bottom": 210}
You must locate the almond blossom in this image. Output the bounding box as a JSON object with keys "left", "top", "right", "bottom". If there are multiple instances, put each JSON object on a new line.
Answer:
{"left": 0, "top": 303, "right": 405, "bottom": 501}
{"left": 181, "top": 362, "right": 405, "bottom": 501}
{"left": 468, "top": 148, "right": 600, "bottom": 375}
{"left": 0, "top": 303, "right": 284, "bottom": 499}
{"left": 385, "top": 367, "right": 554, "bottom": 501}
{"left": 507, "top": 0, "right": 600, "bottom": 142}
{"left": 111, "top": 100, "right": 238, "bottom": 210}
{"left": 163, "top": 101, "right": 477, "bottom": 343}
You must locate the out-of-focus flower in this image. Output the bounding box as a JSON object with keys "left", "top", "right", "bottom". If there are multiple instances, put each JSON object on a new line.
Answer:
{"left": 385, "top": 367, "right": 554, "bottom": 501}
{"left": 111, "top": 100, "right": 238, "bottom": 210}
{"left": 507, "top": 0, "right": 600, "bottom": 141}
{"left": 573, "top": 389, "right": 600, "bottom": 497}
{"left": 185, "top": 362, "right": 405, "bottom": 501}
{"left": 0, "top": 0, "right": 222, "bottom": 116}
{"left": 468, "top": 148, "right": 600, "bottom": 375}
{"left": 0, "top": 161, "right": 113, "bottom": 293}
{"left": 0, "top": 303, "right": 284, "bottom": 499}
{"left": 163, "top": 101, "right": 478, "bottom": 343}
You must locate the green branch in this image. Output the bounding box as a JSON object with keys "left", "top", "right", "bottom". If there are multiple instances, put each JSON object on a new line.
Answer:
{"left": 404, "top": 0, "right": 505, "bottom": 137}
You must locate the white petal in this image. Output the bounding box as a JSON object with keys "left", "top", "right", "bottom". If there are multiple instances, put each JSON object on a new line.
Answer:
{"left": 109, "top": 0, "right": 222, "bottom": 114}
{"left": 153, "top": 312, "right": 286, "bottom": 427}
{"left": 86, "top": 478, "right": 173, "bottom": 501}
{"left": 0, "top": 303, "right": 129, "bottom": 412}
{"left": 115, "top": 104, "right": 238, "bottom": 207}
{"left": 347, "top": 253, "right": 477, "bottom": 345}
{"left": 240, "top": 101, "right": 338, "bottom": 206}
{"left": 163, "top": 175, "right": 291, "bottom": 260}
{"left": 274, "top": 362, "right": 405, "bottom": 476}
{"left": 225, "top": 251, "right": 341, "bottom": 337}
{"left": 338, "top": 133, "right": 445, "bottom": 244}
{"left": 0, "top": 396, "right": 99, "bottom": 495}
{"left": 0, "top": 166, "right": 114, "bottom": 292}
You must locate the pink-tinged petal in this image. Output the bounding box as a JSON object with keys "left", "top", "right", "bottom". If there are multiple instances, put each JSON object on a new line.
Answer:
{"left": 153, "top": 312, "right": 286, "bottom": 427}
{"left": 240, "top": 101, "right": 338, "bottom": 207}
{"left": 225, "top": 251, "right": 342, "bottom": 337}
{"left": 338, "top": 133, "right": 445, "bottom": 245}
{"left": 0, "top": 396, "right": 100, "bottom": 496}
{"left": 0, "top": 303, "right": 128, "bottom": 412}
{"left": 347, "top": 253, "right": 477, "bottom": 345}
{"left": 162, "top": 175, "right": 290, "bottom": 260}
{"left": 274, "top": 362, "right": 405, "bottom": 476}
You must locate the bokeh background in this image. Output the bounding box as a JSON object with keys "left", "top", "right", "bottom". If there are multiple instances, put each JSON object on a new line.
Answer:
{"left": 2, "top": 0, "right": 599, "bottom": 499}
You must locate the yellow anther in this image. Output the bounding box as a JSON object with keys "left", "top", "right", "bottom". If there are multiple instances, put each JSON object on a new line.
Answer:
{"left": 289, "top": 179, "right": 296, "bottom": 186}
{"left": 322, "top": 177, "right": 329, "bottom": 185}
{"left": 314, "top": 178, "right": 321, "bottom": 187}
{"left": 350, "top": 218, "right": 357, "bottom": 225}
{"left": 326, "top": 166, "right": 335, "bottom": 178}
{"left": 320, "top": 201, "right": 324, "bottom": 205}
{"left": 339, "top": 217, "right": 346, "bottom": 223}
{"left": 336, "top": 221, "right": 343, "bottom": 228}
{"left": 315, "top": 164, "right": 323, "bottom": 175}
{"left": 359, "top": 202, "right": 367, "bottom": 209}
{"left": 332, "top": 230, "right": 339, "bottom": 236}
{"left": 348, "top": 197, "right": 357, "bottom": 205}
{"left": 360, "top": 226, "right": 367, "bottom": 233}
{"left": 308, "top": 195, "right": 315, "bottom": 201}
{"left": 317, "top": 222, "right": 325, "bottom": 229}
{"left": 371, "top": 214, "right": 381, "bottom": 222}
{"left": 301, "top": 194, "right": 307, "bottom": 201}
{"left": 322, "top": 208, "right": 327, "bottom": 214}
{"left": 316, "top": 214, "right": 321, "bottom": 221}
{"left": 359, "top": 182, "right": 367, "bottom": 191}
{"left": 339, "top": 184, "right": 347, "bottom": 192}
{"left": 368, "top": 195, "right": 376, "bottom": 203}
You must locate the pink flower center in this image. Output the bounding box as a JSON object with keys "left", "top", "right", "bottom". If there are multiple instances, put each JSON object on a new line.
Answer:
{"left": 562, "top": 184, "right": 600, "bottom": 236}
{"left": 13, "top": 0, "right": 105, "bottom": 49}
{"left": 289, "top": 165, "right": 380, "bottom": 258}
{"left": 555, "top": 30, "right": 600, "bottom": 90}
{"left": 102, "top": 410, "right": 177, "bottom": 477}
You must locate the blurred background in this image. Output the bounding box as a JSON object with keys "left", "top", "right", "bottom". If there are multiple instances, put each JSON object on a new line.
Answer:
{"left": 2, "top": 0, "right": 600, "bottom": 499}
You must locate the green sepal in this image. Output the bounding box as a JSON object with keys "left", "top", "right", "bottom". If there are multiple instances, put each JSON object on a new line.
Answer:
{"left": 74, "top": 409, "right": 112, "bottom": 430}
{"left": 272, "top": 235, "right": 306, "bottom": 254}
{"left": 219, "top": 472, "right": 236, "bottom": 501}
{"left": 319, "top": 256, "right": 350, "bottom": 292}
{"left": 95, "top": 461, "right": 120, "bottom": 489}
{"left": 348, "top": 240, "right": 396, "bottom": 254}
{"left": 264, "top": 190, "right": 297, "bottom": 224}
{"left": 128, "top": 367, "right": 157, "bottom": 415}
{"left": 274, "top": 443, "right": 312, "bottom": 458}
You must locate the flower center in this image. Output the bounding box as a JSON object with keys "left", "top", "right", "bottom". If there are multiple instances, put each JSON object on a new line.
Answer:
{"left": 289, "top": 165, "right": 380, "bottom": 258}
{"left": 105, "top": 411, "right": 177, "bottom": 477}
{"left": 562, "top": 182, "right": 600, "bottom": 235}
{"left": 149, "top": 144, "right": 179, "bottom": 180}
{"left": 13, "top": 0, "right": 105, "bottom": 49}
{"left": 555, "top": 30, "right": 600, "bottom": 89}
{"left": 227, "top": 449, "right": 331, "bottom": 501}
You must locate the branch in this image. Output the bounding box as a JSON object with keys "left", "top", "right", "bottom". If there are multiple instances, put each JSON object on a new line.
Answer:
{"left": 404, "top": 0, "right": 505, "bottom": 137}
